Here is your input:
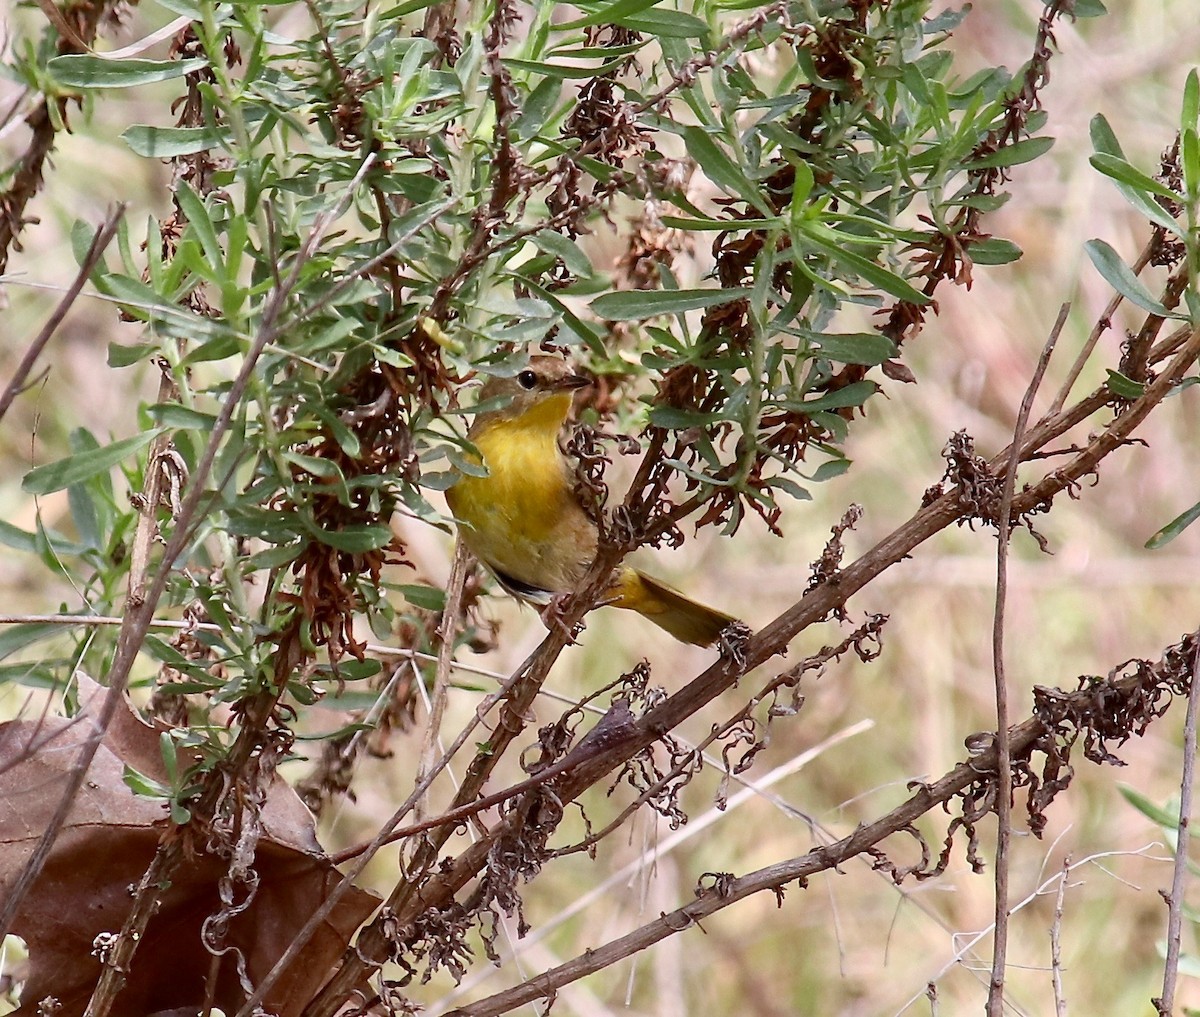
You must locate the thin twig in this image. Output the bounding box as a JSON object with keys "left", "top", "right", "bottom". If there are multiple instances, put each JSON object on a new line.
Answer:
{"left": 1155, "top": 636, "right": 1200, "bottom": 1015}
{"left": 1051, "top": 854, "right": 1070, "bottom": 1017}
{"left": 1048, "top": 241, "right": 1154, "bottom": 414}
{"left": 0, "top": 205, "right": 125, "bottom": 424}
{"left": 415, "top": 539, "right": 469, "bottom": 819}
{"left": 987, "top": 303, "right": 1067, "bottom": 1016}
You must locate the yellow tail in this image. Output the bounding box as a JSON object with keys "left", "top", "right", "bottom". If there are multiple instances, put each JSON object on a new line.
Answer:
{"left": 611, "top": 567, "right": 737, "bottom": 647}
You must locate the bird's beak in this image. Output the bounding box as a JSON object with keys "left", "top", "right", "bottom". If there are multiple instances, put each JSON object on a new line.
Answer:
{"left": 556, "top": 373, "right": 592, "bottom": 391}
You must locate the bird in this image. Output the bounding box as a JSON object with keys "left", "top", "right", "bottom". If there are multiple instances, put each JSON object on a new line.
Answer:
{"left": 445, "top": 355, "right": 738, "bottom": 647}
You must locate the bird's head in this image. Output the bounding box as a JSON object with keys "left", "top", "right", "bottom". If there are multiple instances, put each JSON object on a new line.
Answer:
{"left": 471, "top": 356, "right": 591, "bottom": 431}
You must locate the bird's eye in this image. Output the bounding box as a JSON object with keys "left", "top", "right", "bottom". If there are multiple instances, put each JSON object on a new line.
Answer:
{"left": 516, "top": 369, "right": 538, "bottom": 390}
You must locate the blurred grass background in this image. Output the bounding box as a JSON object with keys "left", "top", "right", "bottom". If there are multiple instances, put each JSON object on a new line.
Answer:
{"left": 4, "top": 1, "right": 1200, "bottom": 1013}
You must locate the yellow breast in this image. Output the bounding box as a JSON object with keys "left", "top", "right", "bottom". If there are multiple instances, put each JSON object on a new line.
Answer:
{"left": 446, "top": 394, "right": 596, "bottom": 597}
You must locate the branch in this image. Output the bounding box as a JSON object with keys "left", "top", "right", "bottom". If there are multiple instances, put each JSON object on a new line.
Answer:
{"left": 444, "top": 630, "right": 1200, "bottom": 1016}
{"left": 987, "top": 302, "right": 1066, "bottom": 1015}
{"left": 0, "top": 205, "right": 125, "bottom": 423}
{"left": 1154, "top": 637, "right": 1200, "bottom": 1015}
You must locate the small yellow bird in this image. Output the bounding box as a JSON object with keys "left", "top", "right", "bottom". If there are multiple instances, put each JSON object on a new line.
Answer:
{"left": 446, "top": 356, "right": 737, "bottom": 647}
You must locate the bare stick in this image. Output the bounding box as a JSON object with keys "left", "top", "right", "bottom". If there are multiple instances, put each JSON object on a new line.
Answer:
{"left": 1051, "top": 854, "right": 1070, "bottom": 1017}
{"left": 415, "top": 539, "right": 469, "bottom": 819}
{"left": 1154, "top": 636, "right": 1200, "bottom": 1015}
{"left": 987, "top": 303, "right": 1067, "bottom": 1016}
{"left": 0, "top": 206, "right": 125, "bottom": 424}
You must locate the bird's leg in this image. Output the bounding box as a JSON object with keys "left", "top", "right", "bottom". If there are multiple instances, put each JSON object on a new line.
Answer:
{"left": 539, "top": 592, "right": 586, "bottom": 644}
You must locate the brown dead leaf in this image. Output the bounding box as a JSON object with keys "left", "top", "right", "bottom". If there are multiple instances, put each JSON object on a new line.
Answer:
{"left": 0, "top": 677, "right": 379, "bottom": 1016}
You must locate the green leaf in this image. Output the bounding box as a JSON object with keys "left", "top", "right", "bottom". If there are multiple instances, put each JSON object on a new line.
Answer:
{"left": 558, "top": 0, "right": 663, "bottom": 29}
{"left": 1184, "top": 68, "right": 1200, "bottom": 132}
{"left": 48, "top": 56, "right": 208, "bottom": 88}
{"left": 1105, "top": 369, "right": 1146, "bottom": 399}
{"left": 23, "top": 429, "right": 165, "bottom": 495}
{"left": 503, "top": 57, "right": 628, "bottom": 80}
{"left": 682, "top": 126, "right": 771, "bottom": 215}
{"left": 1145, "top": 499, "right": 1200, "bottom": 549}
{"left": 967, "top": 237, "right": 1023, "bottom": 265}
{"left": 302, "top": 521, "right": 394, "bottom": 553}
{"left": 1089, "top": 153, "right": 1182, "bottom": 202}
{"left": 1183, "top": 127, "right": 1200, "bottom": 203}
{"left": 659, "top": 216, "right": 781, "bottom": 231}
{"left": 532, "top": 230, "right": 595, "bottom": 278}
{"left": 1084, "top": 239, "right": 1181, "bottom": 318}
{"left": 789, "top": 381, "right": 877, "bottom": 413}
{"left": 1089, "top": 114, "right": 1125, "bottom": 160}
{"left": 619, "top": 10, "right": 709, "bottom": 37}
{"left": 0, "top": 623, "right": 60, "bottom": 660}
{"left": 121, "top": 125, "right": 229, "bottom": 158}
{"left": 123, "top": 765, "right": 170, "bottom": 800}
{"left": 590, "top": 287, "right": 749, "bottom": 320}
{"left": 810, "top": 332, "right": 896, "bottom": 366}
{"left": 801, "top": 226, "right": 930, "bottom": 305}
{"left": 108, "top": 341, "right": 158, "bottom": 367}
{"left": 648, "top": 405, "right": 717, "bottom": 429}
{"left": 1118, "top": 784, "right": 1180, "bottom": 830}
{"left": 147, "top": 403, "right": 219, "bottom": 430}
{"left": 966, "top": 135, "right": 1054, "bottom": 170}
{"left": 399, "top": 584, "right": 447, "bottom": 611}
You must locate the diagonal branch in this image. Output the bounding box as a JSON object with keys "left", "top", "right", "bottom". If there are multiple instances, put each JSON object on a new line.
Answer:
{"left": 445, "top": 629, "right": 1200, "bottom": 1017}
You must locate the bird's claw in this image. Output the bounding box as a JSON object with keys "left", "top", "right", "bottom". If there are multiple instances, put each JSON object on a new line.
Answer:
{"left": 540, "top": 593, "right": 585, "bottom": 644}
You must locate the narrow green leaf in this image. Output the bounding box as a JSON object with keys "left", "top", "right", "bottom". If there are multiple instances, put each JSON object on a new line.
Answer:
{"left": 659, "top": 216, "right": 781, "bottom": 231}
{"left": 0, "top": 520, "right": 37, "bottom": 553}
{"left": 967, "top": 237, "right": 1023, "bottom": 265}
{"left": 967, "top": 135, "right": 1054, "bottom": 170}
{"left": 648, "top": 405, "right": 717, "bottom": 429}
{"left": 810, "top": 332, "right": 896, "bottom": 366}
{"left": 1089, "top": 113, "right": 1125, "bottom": 159}
{"left": 0, "top": 623, "right": 60, "bottom": 660}
{"left": 682, "top": 126, "right": 771, "bottom": 215}
{"left": 175, "top": 182, "right": 222, "bottom": 270}
{"left": 810, "top": 458, "right": 851, "bottom": 483}
{"left": 121, "top": 125, "right": 228, "bottom": 158}
{"left": 123, "top": 765, "right": 170, "bottom": 799}
{"left": 1105, "top": 369, "right": 1146, "bottom": 399}
{"left": 1118, "top": 784, "right": 1179, "bottom": 829}
{"left": 503, "top": 56, "right": 628, "bottom": 80}
{"left": 532, "top": 230, "right": 595, "bottom": 278}
{"left": 303, "top": 521, "right": 394, "bottom": 553}
{"left": 789, "top": 381, "right": 878, "bottom": 413}
{"left": 619, "top": 10, "right": 709, "bottom": 37}
{"left": 1084, "top": 239, "right": 1180, "bottom": 318}
{"left": 1089, "top": 153, "right": 1182, "bottom": 202}
{"left": 48, "top": 56, "right": 208, "bottom": 88}
{"left": 23, "top": 429, "right": 165, "bottom": 495}
{"left": 1183, "top": 127, "right": 1200, "bottom": 202}
{"left": 801, "top": 226, "right": 930, "bottom": 305}
{"left": 558, "top": 0, "right": 662, "bottom": 30}
{"left": 147, "top": 403, "right": 219, "bottom": 430}
{"left": 1145, "top": 500, "right": 1200, "bottom": 549}
{"left": 1184, "top": 68, "right": 1199, "bottom": 131}
{"left": 590, "top": 287, "right": 749, "bottom": 320}
{"left": 399, "top": 584, "right": 447, "bottom": 611}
